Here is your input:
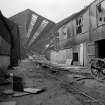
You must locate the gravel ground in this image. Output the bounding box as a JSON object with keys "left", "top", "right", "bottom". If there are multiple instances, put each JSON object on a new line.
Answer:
{"left": 0, "top": 60, "right": 105, "bottom": 105}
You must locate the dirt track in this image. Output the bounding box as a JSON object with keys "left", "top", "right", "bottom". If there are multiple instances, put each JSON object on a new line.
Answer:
{"left": 0, "top": 60, "right": 105, "bottom": 105}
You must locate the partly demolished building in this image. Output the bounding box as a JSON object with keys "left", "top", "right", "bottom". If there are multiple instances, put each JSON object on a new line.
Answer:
{"left": 1, "top": 0, "right": 105, "bottom": 68}
{"left": 47, "top": 0, "right": 105, "bottom": 67}
{"left": 9, "top": 9, "right": 55, "bottom": 59}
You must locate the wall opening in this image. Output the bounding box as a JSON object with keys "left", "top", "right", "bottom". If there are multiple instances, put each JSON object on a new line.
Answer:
{"left": 96, "top": 39, "right": 105, "bottom": 58}
{"left": 73, "top": 52, "right": 78, "bottom": 61}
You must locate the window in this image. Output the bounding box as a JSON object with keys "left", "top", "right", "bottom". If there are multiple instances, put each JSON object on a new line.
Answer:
{"left": 76, "top": 16, "right": 83, "bottom": 34}
{"left": 56, "top": 32, "right": 59, "bottom": 38}
{"left": 100, "top": 17, "right": 102, "bottom": 21}
{"left": 67, "top": 23, "right": 72, "bottom": 38}
{"left": 67, "top": 28, "right": 72, "bottom": 38}
{"left": 97, "top": 1, "right": 105, "bottom": 26}
{"left": 62, "top": 26, "right": 67, "bottom": 39}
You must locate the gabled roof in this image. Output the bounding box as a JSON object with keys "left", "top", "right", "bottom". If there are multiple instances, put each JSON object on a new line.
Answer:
{"left": 10, "top": 9, "right": 55, "bottom": 24}
{"left": 55, "top": 0, "right": 100, "bottom": 31}
{"left": 9, "top": 9, "right": 56, "bottom": 54}
{"left": 53, "top": 6, "right": 89, "bottom": 32}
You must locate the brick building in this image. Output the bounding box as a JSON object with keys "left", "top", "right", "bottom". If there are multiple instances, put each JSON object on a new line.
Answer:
{"left": 48, "top": 0, "right": 105, "bottom": 67}
{"left": 0, "top": 11, "right": 20, "bottom": 67}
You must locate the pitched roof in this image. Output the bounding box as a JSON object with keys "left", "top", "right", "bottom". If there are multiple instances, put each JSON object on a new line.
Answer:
{"left": 10, "top": 9, "right": 55, "bottom": 23}
{"left": 53, "top": 6, "right": 89, "bottom": 32}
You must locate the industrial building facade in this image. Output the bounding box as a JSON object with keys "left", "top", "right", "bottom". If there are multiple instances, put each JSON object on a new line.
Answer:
{"left": 1, "top": 0, "right": 105, "bottom": 67}
{"left": 49, "top": 0, "right": 105, "bottom": 67}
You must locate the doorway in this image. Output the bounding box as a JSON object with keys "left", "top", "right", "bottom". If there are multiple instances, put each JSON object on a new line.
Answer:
{"left": 96, "top": 39, "right": 105, "bottom": 58}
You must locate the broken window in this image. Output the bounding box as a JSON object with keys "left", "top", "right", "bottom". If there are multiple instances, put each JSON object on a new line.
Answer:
{"left": 62, "top": 26, "right": 67, "bottom": 39}
{"left": 97, "top": 1, "right": 105, "bottom": 26}
{"left": 97, "top": 4, "right": 102, "bottom": 13}
{"left": 67, "top": 28, "right": 72, "bottom": 38}
{"left": 56, "top": 32, "right": 59, "bottom": 38}
{"left": 76, "top": 16, "right": 83, "bottom": 34}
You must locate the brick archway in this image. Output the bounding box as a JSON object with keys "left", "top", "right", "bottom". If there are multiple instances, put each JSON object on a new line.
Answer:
{"left": 0, "top": 11, "right": 20, "bottom": 67}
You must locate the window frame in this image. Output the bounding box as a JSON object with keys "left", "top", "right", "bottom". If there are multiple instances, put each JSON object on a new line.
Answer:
{"left": 75, "top": 15, "right": 83, "bottom": 35}
{"left": 96, "top": 0, "right": 105, "bottom": 27}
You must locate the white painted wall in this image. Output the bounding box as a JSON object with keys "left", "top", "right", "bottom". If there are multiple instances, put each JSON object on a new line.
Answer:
{"left": 50, "top": 49, "right": 73, "bottom": 65}
{"left": 50, "top": 50, "right": 66, "bottom": 64}
{"left": 80, "top": 43, "right": 84, "bottom": 66}
{"left": 79, "top": 43, "right": 88, "bottom": 66}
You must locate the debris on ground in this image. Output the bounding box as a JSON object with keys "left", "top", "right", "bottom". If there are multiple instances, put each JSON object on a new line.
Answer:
{"left": 1, "top": 56, "right": 105, "bottom": 105}
{"left": 3, "top": 89, "right": 14, "bottom": 95}
{"left": 24, "top": 87, "right": 46, "bottom": 93}
{"left": 0, "top": 67, "right": 10, "bottom": 85}
{"left": 12, "top": 91, "right": 31, "bottom": 97}
{"left": 12, "top": 88, "right": 46, "bottom": 97}
{"left": 0, "top": 101, "right": 16, "bottom": 105}
{"left": 60, "top": 77, "right": 105, "bottom": 105}
{"left": 90, "top": 58, "right": 105, "bottom": 80}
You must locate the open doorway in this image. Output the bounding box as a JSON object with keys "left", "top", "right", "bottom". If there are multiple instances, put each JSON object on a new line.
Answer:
{"left": 96, "top": 39, "right": 105, "bottom": 58}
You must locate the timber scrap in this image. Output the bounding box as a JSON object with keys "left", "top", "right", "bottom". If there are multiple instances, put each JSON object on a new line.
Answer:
{"left": 31, "top": 56, "right": 89, "bottom": 76}
{"left": 25, "top": 48, "right": 89, "bottom": 75}
{"left": 90, "top": 58, "right": 105, "bottom": 80}
{"left": 33, "top": 59, "right": 64, "bottom": 71}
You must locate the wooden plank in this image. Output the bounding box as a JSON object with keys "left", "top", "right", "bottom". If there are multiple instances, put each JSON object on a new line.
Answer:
{"left": 12, "top": 92, "right": 30, "bottom": 97}
{"left": 13, "top": 88, "right": 46, "bottom": 97}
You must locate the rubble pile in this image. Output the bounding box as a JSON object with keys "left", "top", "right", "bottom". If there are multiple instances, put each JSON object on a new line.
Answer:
{"left": 90, "top": 58, "right": 105, "bottom": 80}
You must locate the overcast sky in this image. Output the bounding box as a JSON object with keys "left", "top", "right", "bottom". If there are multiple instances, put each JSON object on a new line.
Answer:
{"left": 0, "top": 0, "right": 94, "bottom": 22}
